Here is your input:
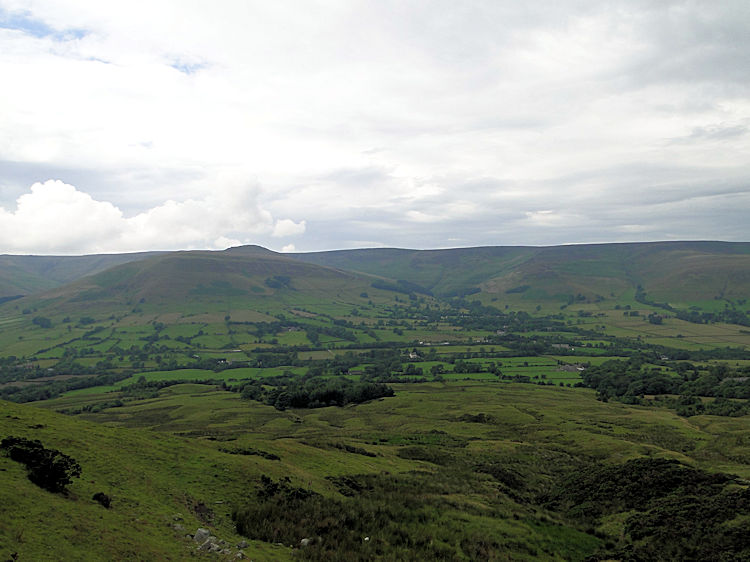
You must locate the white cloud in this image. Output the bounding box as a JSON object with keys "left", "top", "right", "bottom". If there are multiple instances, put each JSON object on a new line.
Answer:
{"left": 0, "top": 179, "right": 298, "bottom": 254}
{"left": 0, "top": 180, "right": 123, "bottom": 253}
{"left": 272, "top": 218, "right": 306, "bottom": 238}
{"left": 1, "top": 1, "right": 749, "bottom": 252}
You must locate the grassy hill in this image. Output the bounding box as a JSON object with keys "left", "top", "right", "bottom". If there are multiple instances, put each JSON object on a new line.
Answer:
{"left": 293, "top": 241, "right": 750, "bottom": 307}
{"left": 4, "top": 241, "right": 750, "bottom": 312}
{"left": 10, "top": 248, "right": 382, "bottom": 318}
{"left": 0, "top": 395, "right": 290, "bottom": 561}
{"left": 5, "top": 380, "right": 750, "bottom": 560}
{"left": 1, "top": 241, "right": 750, "bottom": 559}
{"left": 0, "top": 252, "right": 162, "bottom": 299}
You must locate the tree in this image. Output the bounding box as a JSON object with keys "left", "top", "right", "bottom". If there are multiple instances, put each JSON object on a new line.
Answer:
{"left": 1, "top": 436, "right": 81, "bottom": 493}
{"left": 32, "top": 316, "right": 52, "bottom": 329}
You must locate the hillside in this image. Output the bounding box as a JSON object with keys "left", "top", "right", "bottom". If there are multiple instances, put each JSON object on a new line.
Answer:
{"left": 7, "top": 379, "right": 750, "bottom": 561}
{"left": 293, "top": 241, "right": 750, "bottom": 306}
{"left": 11, "top": 248, "right": 378, "bottom": 317}
{"left": 1, "top": 241, "right": 750, "bottom": 560}
{"left": 4, "top": 241, "right": 750, "bottom": 312}
{"left": 0, "top": 252, "right": 161, "bottom": 299}
{"left": 0, "top": 396, "right": 289, "bottom": 561}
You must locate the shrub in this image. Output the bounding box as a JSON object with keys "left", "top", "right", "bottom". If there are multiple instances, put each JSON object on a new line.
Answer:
{"left": 0, "top": 436, "right": 81, "bottom": 493}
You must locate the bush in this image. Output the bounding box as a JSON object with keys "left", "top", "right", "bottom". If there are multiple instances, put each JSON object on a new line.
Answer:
{"left": 0, "top": 436, "right": 81, "bottom": 493}
{"left": 93, "top": 492, "right": 112, "bottom": 508}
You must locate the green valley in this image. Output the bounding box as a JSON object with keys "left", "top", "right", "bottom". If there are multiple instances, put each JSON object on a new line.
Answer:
{"left": 1, "top": 241, "right": 750, "bottom": 560}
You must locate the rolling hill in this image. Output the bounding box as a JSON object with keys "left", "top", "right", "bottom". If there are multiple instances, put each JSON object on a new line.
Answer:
{"left": 0, "top": 252, "right": 162, "bottom": 299}
{"left": 292, "top": 241, "right": 750, "bottom": 306}
{"left": 2, "top": 241, "right": 750, "bottom": 560}
{"left": 3, "top": 241, "right": 750, "bottom": 320}
{"left": 9, "top": 247, "right": 384, "bottom": 318}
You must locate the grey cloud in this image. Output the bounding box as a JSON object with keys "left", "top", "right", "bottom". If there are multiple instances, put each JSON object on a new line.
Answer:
{"left": 0, "top": 161, "right": 207, "bottom": 215}
{"left": 611, "top": 2, "right": 750, "bottom": 91}
{"left": 2, "top": 1, "right": 749, "bottom": 253}
{"left": 682, "top": 123, "right": 749, "bottom": 142}
{"left": 318, "top": 166, "right": 393, "bottom": 187}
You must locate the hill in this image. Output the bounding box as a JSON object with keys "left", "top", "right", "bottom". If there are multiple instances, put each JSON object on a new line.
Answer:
{"left": 1, "top": 241, "right": 750, "bottom": 559}
{"left": 0, "top": 252, "right": 162, "bottom": 299}
{"left": 6, "top": 379, "right": 750, "bottom": 561}
{"left": 293, "top": 241, "right": 750, "bottom": 306}
{"left": 5, "top": 241, "right": 750, "bottom": 313}
{"left": 24, "top": 249, "right": 366, "bottom": 306}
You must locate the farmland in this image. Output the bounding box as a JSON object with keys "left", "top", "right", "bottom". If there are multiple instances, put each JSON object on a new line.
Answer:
{"left": 2, "top": 242, "right": 750, "bottom": 560}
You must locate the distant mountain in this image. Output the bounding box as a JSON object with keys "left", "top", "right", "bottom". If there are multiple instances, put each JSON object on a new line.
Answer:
{"left": 0, "top": 252, "right": 162, "bottom": 298}
{"left": 4, "top": 241, "right": 750, "bottom": 315}
{"left": 16, "top": 247, "right": 377, "bottom": 315}
{"left": 293, "top": 241, "right": 750, "bottom": 305}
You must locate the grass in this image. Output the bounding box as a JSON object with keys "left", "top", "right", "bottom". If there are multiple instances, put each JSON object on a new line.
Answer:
{"left": 2, "top": 243, "right": 750, "bottom": 558}
{"left": 4, "top": 374, "right": 750, "bottom": 560}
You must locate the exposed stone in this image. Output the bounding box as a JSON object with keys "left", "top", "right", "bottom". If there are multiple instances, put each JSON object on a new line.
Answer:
{"left": 193, "top": 528, "right": 211, "bottom": 543}
{"left": 237, "top": 540, "right": 248, "bottom": 549}
{"left": 172, "top": 523, "right": 185, "bottom": 532}
{"left": 300, "top": 538, "right": 311, "bottom": 547}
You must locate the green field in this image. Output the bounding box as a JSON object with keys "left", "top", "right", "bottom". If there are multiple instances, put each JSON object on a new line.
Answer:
{"left": 2, "top": 243, "right": 750, "bottom": 559}
{"left": 1, "top": 380, "right": 746, "bottom": 560}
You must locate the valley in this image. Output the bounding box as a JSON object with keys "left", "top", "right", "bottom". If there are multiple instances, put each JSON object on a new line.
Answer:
{"left": 1, "top": 241, "right": 750, "bottom": 560}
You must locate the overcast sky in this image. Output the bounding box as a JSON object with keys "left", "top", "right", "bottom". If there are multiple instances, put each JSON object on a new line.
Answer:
{"left": 1, "top": 1, "right": 749, "bottom": 255}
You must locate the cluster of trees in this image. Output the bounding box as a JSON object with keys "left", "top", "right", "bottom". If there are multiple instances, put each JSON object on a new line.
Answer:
{"left": 232, "top": 472, "right": 506, "bottom": 561}
{"left": 580, "top": 357, "right": 750, "bottom": 415}
{"left": 264, "top": 275, "right": 292, "bottom": 289}
{"left": 675, "top": 307, "right": 750, "bottom": 327}
{"left": 32, "top": 316, "right": 53, "bottom": 328}
{"left": 659, "top": 395, "right": 750, "bottom": 417}
{"left": 636, "top": 284, "right": 750, "bottom": 327}
{"left": 371, "top": 279, "right": 432, "bottom": 295}
{"left": 239, "top": 377, "right": 394, "bottom": 410}
{"left": 306, "top": 324, "right": 358, "bottom": 345}
{"left": 0, "top": 372, "right": 132, "bottom": 403}
{"left": 0, "top": 436, "right": 81, "bottom": 493}
{"left": 546, "top": 457, "right": 750, "bottom": 561}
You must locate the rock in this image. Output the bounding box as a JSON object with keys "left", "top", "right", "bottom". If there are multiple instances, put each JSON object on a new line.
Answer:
{"left": 235, "top": 552, "right": 246, "bottom": 560}
{"left": 237, "top": 540, "right": 248, "bottom": 549}
{"left": 193, "top": 528, "right": 211, "bottom": 543}
{"left": 173, "top": 514, "right": 183, "bottom": 521}
{"left": 300, "top": 538, "right": 311, "bottom": 547}
{"left": 172, "top": 523, "right": 185, "bottom": 533}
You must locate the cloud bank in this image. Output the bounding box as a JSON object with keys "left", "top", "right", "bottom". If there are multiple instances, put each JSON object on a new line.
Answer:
{"left": 0, "top": 180, "right": 304, "bottom": 254}
{"left": 1, "top": 1, "right": 749, "bottom": 253}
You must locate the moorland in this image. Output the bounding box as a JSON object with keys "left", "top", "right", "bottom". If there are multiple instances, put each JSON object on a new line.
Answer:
{"left": 2, "top": 240, "right": 750, "bottom": 560}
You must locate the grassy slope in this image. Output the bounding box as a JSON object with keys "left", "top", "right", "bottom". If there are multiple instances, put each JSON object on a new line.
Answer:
{"left": 293, "top": 241, "right": 750, "bottom": 305}
{"left": 0, "top": 252, "right": 162, "bottom": 298}
{"left": 3, "top": 249, "right": 386, "bottom": 321}
{"left": 0, "top": 391, "right": 291, "bottom": 561}
{"left": 15, "top": 381, "right": 750, "bottom": 560}
{"left": 4, "top": 241, "right": 750, "bottom": 313}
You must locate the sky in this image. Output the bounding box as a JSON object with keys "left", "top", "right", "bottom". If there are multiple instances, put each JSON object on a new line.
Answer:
{"left": 1, "top": 0, "right": 749, "bottom": 255}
